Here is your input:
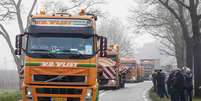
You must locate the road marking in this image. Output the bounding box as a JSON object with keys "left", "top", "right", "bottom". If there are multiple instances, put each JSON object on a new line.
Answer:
{"left": 99, "top": 90, "right": 110, "bottom": 97}
{"left": 142, "top": 88, "right": 151, "bottom": 101}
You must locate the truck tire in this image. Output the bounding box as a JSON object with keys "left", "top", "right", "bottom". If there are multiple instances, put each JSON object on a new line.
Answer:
{"left": 121, "top": 81, "right": 125, "bottom": 88}
{"left": 120, "top": 75, "right": 125, "bottom": 88}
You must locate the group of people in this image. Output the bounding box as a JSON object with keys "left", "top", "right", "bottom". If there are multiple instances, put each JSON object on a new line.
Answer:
{"left": 152, "top": 66, "right": 193, "bottom": 101}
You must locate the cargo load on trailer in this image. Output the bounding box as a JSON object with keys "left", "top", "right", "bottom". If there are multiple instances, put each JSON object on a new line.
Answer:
{"left": 15, "top": 9, "right": 108, "bottom": 101}
{"left": 120, "top": 57, "right": 144, "bottom": 83}
{"left": 98, "top": 45, "right": 127, "bottom": 89}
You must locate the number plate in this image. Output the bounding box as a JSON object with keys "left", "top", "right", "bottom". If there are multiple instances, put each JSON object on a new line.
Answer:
{"left": 51, "top": 97, "right": 67, "bottom": 101}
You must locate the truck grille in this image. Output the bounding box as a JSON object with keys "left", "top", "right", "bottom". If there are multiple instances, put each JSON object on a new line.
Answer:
{"left": 36, "top": 88, "right": 82, "bottom": 94}
{"left": 33, "top": 75, "right": 86, "bottom": 83}
{"left": 37, "top": 97, "right": 80, "bottom": 101}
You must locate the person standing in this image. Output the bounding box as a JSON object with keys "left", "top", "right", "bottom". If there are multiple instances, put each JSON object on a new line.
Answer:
{"left": 184, "top": 67, "right": 193, "bottom": 101}
{"left": 175, "top": 69, "right": 186, "bottom": 101}
{"left": 152, "top": 70, "right": 158, "bottom": 92}
{"left": 167, "top": 70, "right": 178, "bottom": 101}
{"left": 168, "top": 68, "right": 187, "bottom": 101}
{"left": 156, "top": 70, "right": 168, "bottom": 98}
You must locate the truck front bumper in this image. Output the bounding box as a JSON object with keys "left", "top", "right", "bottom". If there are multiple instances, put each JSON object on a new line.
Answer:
{"left": 21, "top": 85, "right": 98, "bottom": 101}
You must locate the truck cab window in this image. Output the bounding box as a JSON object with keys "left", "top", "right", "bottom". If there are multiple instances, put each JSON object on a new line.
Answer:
{"left": 26, "top": 33, "right": 95, "bottom": 59}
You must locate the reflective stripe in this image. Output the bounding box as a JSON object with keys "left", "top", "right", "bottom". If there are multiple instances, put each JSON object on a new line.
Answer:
{"left": 103, "top": 67, "right": 116, "bottom": 79}
{"left": 103, "top": 71, "right": 110, "bottom": 79}
{"left": 106, "top": 67, "right": 116, "bottom": 77}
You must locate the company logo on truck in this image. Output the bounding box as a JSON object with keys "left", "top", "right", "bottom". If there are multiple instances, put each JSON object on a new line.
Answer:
{"left": 25, "top": 62, "right": 96, "bottom": 68}
{"left": 41, "top": 62, "right": 78, "bottom": 67}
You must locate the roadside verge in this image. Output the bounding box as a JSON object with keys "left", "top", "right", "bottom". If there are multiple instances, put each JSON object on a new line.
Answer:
{"left": 148, "top": 87, "right": 201, "bottom": 101}
{"left": 0, "top": 90, "right": 21, "bottom": 101}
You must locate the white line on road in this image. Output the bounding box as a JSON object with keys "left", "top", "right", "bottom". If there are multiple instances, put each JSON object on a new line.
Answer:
{"left": 142, "top": 88, "right": 151, "bottom": 101}
{"left": 99, "top": 90, "right": 110, "bottom": 97}
{"left": 142, "top": 81, "right": 153, "bottom": 101}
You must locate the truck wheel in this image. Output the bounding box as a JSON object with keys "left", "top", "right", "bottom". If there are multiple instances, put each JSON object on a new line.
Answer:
{"left": 121, "top": 81, "right": 125, "bottom": 88}
{"left": 120, "top": 76, "right": 125, "bottom": 88}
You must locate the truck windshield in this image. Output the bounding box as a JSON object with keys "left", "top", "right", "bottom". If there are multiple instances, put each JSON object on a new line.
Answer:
{"left": 107, "top": 55, "right": 118, "bottom": 61}
{"left": 27, "top": 33, "right": 94, "bottom": 59}
{"left": 124, "top": 64, "right": 136, "bottom": 68}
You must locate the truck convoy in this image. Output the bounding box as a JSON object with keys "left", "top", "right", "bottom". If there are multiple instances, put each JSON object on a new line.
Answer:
{"left": 98, "top": 45, "right": 127, "bottom": 89}
{"left": 15, "top": 9, "right": 107, "bottom": 101}
{"left": 120, "top": 57, "right": 144, "bottom": 83}
{"left": 140, "top": 59, "right": 160, "bottom": 80}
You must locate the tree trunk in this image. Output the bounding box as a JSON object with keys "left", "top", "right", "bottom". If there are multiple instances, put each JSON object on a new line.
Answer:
{"left": 190, "top": 9, "right": 201, "bottom": 96}
{"left": 193, "top": 43, "right": 201, "bottom": 96}
{"left": 176, "top": 56, "right": 184, "bottom": 68}
{"left": 186, "top": 42, "right": 193, "bottom": 69}
{"left": 175, "top": 44, "right": 185, "bottom": 68}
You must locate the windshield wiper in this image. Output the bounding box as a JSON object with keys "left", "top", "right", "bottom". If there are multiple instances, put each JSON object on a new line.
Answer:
{"left": 45, "top": 75, "right": 65, "bottom": 82}
{"left": 30, "top": 49, "right": 89, "bottom": 58}
{"left": 30, "top": 49, "right": 59, "bottom": 58}
{"left": 30, "top": 49, "right": 49, "bottom": 52}
{"left": 70, "top": 50, "right": 88, "bottom": 58}
{"left": 31, "top": 49, "right": 69, "bottom": 54}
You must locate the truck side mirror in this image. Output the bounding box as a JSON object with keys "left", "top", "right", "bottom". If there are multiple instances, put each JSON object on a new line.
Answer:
{"left": 15, "top": 34, "right": 23, "bottom": 55}
{"left": 100, "top": 36, "right": 107, "bottom": 57}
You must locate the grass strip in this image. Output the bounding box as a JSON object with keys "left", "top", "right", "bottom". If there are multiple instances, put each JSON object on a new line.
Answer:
{"left": 0, "top": 90, "right": 21, "bottom": 101}
{"left": 149, "top": 87, "right": 201, "bottom": 101}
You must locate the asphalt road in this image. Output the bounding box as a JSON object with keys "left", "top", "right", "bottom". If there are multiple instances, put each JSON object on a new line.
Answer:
{"left": 99, "top": 81, "right": 153, "bottom": 101}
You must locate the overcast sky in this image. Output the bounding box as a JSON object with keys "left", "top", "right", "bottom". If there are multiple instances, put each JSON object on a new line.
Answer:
{"left": 0, "top": 0, "right": 156, "bottom": 69}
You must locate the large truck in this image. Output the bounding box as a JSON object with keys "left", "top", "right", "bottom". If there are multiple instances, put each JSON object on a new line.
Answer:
{"left": 140, "top": 59, "right": 160, "bottom": 80}
{"left": 98, "top": 45, "right": 127, "bottom": 89}
{"left": 15, "top": 9, "right": 107, "bottom": 101}
{"left": 120, "top": 57, "right": 144, "bottom": 83}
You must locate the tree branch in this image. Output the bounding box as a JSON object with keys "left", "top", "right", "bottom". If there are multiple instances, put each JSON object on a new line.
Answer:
{"left": 158, "top": 0, "right": 183, "bottom": 24}
{"left": 17, "top": 0, "right": 22, "bottom": 8}
{"left": 160, "top": 47, "right": 175, "bottom": 56}
{"left": 26, "top": 0, "right": 38, "bottom": 28}
{"left": 10, "top": 0, "right": 17, "bottom": 8}
{"left": 0, "top": 24, "right": 21, "bottom": 73}
{"left": 174, "top": 0, "right": 190, "bottom": 9}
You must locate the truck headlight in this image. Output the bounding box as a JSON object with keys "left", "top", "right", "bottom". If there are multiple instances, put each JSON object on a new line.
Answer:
{"left": 111, "top": 80, "right": 115, "bottom": 83}
{"left": 26, "top": 87, "right": 33, "bottom": 98}
{"left": 85, "top": 88, "right": 93, "bottom": 101}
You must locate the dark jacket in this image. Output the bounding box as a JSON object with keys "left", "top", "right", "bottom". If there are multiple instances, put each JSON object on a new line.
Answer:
{"left": 167, "top": 71, "right": 176, "bottom": 95}
{"left": 174, "top": 71, "right": 185, "bottom": 92}
{"left": 156, "top": 72, "right": 166, "bottom": 86}
{"left": 184, "top": 72, "right": 193, "bottom": 90}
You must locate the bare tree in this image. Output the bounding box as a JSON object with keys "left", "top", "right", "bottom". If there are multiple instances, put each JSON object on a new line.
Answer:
{"left": 43, "top": 0, "right": 106, "bottom": 17}
{"left": 97, "top": 18, "right": 135, "bottom": 56}
{"left": 133, "top": 0, "right": 201, "bottom": 96}
{"left": 0, "top": 0, "right": 106, "bottom": 89}
{"left": 130, "top": 1, "right": 186, "bottom": 68}
{"left": 155, "top": 0, "right": 201, "bottom": 96}
{"left": 0, "top": 0, "right": 37, "bottom": 78}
